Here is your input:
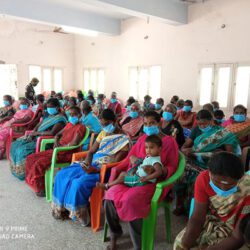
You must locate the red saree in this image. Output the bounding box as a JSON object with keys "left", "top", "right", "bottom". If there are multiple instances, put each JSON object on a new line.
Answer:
{"left": 25, "top": 123, "right": 86, "bottom": 193}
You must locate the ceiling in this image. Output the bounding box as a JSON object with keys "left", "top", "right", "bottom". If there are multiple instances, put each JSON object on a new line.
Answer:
{"left": 0, "top": 0, "right": 189, "bottom": 36}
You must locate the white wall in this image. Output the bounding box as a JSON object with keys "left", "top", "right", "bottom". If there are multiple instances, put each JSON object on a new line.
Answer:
{"left": 74, "top": 0, "right": 250, "bottom": 108}
{"left": 0, "top": 18, "right": 75, "bottom": 97}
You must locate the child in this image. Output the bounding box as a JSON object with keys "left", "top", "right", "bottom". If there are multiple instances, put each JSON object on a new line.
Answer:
{"left": 214, "top": 109, "right": 225, "bottom": 125}
{"left": 96, "top": 135, "right": 163, "bottom": 189}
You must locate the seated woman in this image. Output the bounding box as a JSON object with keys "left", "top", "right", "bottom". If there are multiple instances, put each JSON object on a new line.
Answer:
{"left": 119, "top": 97, "right": 136, "bottom": 125}
{"left": 104, "top": 111, "right": 179, "bottom": 250}
{"left": 142, "top": 95, "right": 155, "bottom": 113}
{"left": 25, "top": 106, "right": 86, "bottom": 197}
{"left": 51, "top": 109, "right": 130, "bottom": 226}
{"left": 108, "top": 92, "right": 122, "bottom": 119}
{"left": 175, "top": 110, "right": 240, "bottom": 215}
{"left": 162, "top": 103, "right": 185, "bottom": 148}
{"left": 174, "top": 152, "right": 250, "bottom": 250}
{"left": 64, "top": 97, "right": 77, "bottom": 118}
{"left": 10, "top": 98, "right": 67, "bottom": 180}
{"left": 0, "top": 98, "right": 33, "bottom": 159}
{"left": 120, "top": 102, "right": 144, "bottom": 141}
{"left": 86, "top": 95, "right": 98, "bottom": 116}
{"left": 214, "top": 109, "right": 225, "bottom": 126}
{"left": 154, "top": 98, "right": 164, "bottom": 116}
{"left": 175, "top": 100, "right": 196, "bottom": 129}
{"left": 0, "top": 95, "right": 15, "bottom": 124}
{"left": 96, "top": 94, "right": 107, "bottom": 118}
{"left": 176, "top": 99, "right": 184, "bottom": 111}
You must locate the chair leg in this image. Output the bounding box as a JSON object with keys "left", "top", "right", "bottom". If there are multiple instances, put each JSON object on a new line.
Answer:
{"left": 164, "top": 203, "right": 172, "bottom": 243}
{"left": 103, "top": 221, "right": 109, "bottom": 242}
{"left": 45, "top": 169, "right": 53, "bottom": 202}
{"left": 141, "top": 203, "right": 158, "bottom": 250}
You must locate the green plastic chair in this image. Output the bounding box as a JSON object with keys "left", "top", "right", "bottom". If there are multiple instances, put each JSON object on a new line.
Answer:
{"left": 103, "top": 152, "right": 186, "bottom": 250}
{"left": 41, "top": 127, "right": 90, "bottom": 202}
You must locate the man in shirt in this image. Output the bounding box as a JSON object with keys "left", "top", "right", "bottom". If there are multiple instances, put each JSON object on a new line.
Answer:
{"left": 25, "top": 77, "right": 39, "bottom": 105}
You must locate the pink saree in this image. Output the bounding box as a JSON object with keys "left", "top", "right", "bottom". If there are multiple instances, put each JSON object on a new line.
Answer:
{"left": 105, "top": 134, "right": 179, "bottom": 221}
{"left": 0, "top": 109, "right": 33, "bottom": 158}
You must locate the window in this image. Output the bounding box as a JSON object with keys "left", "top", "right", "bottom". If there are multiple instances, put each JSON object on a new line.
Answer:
{"left": 129, "top": 66, "right": 161, "bottom": 102}
{"left": 0, "top": 64, "right": 18, "bottom": 102}
{"left": 29, "top": 65, "right": 63, "bottom": 93}
{"left": 198, "top": 63, "right": 250, "bottom": 110}
{"left": 83, "top": 68, "right": 105, "bottom": 94}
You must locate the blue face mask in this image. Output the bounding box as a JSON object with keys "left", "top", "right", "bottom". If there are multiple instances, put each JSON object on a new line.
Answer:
{"left": 59, "top": 100, "right": 65, "bottom": 108}
{"left": 110, "top": 98, "right": 117, "bottom": 104}
{"left": 19, "top": 104, "right": 28, "bottom": 110}
{"left": 183, "top": 106, "right": 192, "bottom": 112}
{"left": 126, "top": 106, "right": 131, "bottom": 112}
{"left": 143, "top": 125, "right": 159, "bottom": 136}
{"left": 68, "top": 116, "right": 79, "bottom": 125}
{"left": 199, "top": 125, "right": 212, "bottom": 133}
{"left": 103, "top": 123, "right": 115, "bottom": 134}
{"left": 209, "top": 179, "right": 237, "bottom": 197}
{"left": 216, "top": 118, "right": 225, "bottom": 124}
{"left": 162, "top": 111, "right": 173, "bottom": 121}
{"left": 155, "top": 103, "right": 162, "bottom": 110}
{"left": 47, "top": 107, "right": 58, "bottom": 115}
{"left": 130, "top": 111, "right": 139, "bottom": 119}
{"left": 3, "top": 100, "right": 10, "bottom": 107}
{"left": 87, "top": 100, "right": 93, "bottom": 105}
{"left": 233, "top": 114, "right": 246, "bottom": 122}
{"left": 177, "top": 107, "right": 181, "bottom": 111}
{"left": 97, "top": 99, "right": 102, "bottom": 104}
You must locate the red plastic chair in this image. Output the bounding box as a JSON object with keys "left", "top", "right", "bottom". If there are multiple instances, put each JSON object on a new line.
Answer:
{"left": 71, "top": 151, "right": 124, "bottom": 232}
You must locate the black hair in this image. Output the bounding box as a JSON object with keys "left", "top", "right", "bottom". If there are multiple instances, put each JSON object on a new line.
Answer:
{"left": 55, "top": 93, "right": 63, "bottom": 100}
{"left": 69, "top": 106, "right": 81, "bottom": 115}
{"left": 46, "top": 98, "right": 60, "bottom": 108}
{"left": 100, "top": 109, "right": 116, "bottom": 122}
{"left": 239, "top": 213, "right": 250, "bottom": 242}
{"left": 3, "top": 95, "right": 13, "bottom": 103}
{"left": 36, "top": 94, "right": 45, "bottom": 103}
{"left": 19, "top": 97, "right": 30, "bottom": 105}
{"left": 144, "top": 95, "right": 152, "bottom": 100}
{"left": 196, "top": 109, "right": 213, "bottom": 121}
{"left": 145, "top": 135, "right": 162, "bottom": 147}
{"left": 203, "top": 103, "right": 214, "bottom": 114}
{"left": 185, "top": 99, "right": 193, "bottom": 107}
{"left": 77, "top": 92, "right": 84, "bottom": 100}
{"left": 157, "top": 98, "right": 164, "bottom": 105}
{"left": 69, "top": 97, "right": 77, "bottom": 106}
{"left": 127, "top": 97, "right": 136, "bottom": 106}
{"left": 233, "top": 105, "right": 247, "bottom": 114}
{"left": 214, "top": 110, "right": 225, "bottom": 118}
{"left": 171, "top": 95, "right": 179, "bottom": 102}
{"left": 98, "top": 94, "right": 105, "bottom": 99}
{"left": 81, "top": 101, "right": 92, "bottom": 113}
{"left": 177, "top": 99, "right": 184, "bottom": 106}
{"left": 77, "top": 90, "right": 83, "bottom": 95}
{"left": 144, "top": 111, "right": 161, "bottom": 123}
{"left": 87, "top": 95, "right": 96, "bottom": 104}
{"left": 208, "top": 152, "right": 244, "bottom": 180}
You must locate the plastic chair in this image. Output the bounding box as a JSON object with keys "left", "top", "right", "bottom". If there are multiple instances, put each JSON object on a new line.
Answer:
{"left": 43, "top": 127, "right": 90, "bottom": 202}
{"left": 103, "top": 152, "right": 186, "bottom": 250}
{"left": 71, "top": 150, "right": 123, "bottom": 232}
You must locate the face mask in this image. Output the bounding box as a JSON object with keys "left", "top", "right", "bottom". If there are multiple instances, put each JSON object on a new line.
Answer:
{"left": 183, "top": 106, "right": 192, "bottom": 112}
{"left": 143, "top": 125, "right": 159, "bottom": 136}
{"left": 103, "top": 123, "right": 115, "bottom": 134}
{"left": 155, "top": 104, "right": 162, "bottom": 110}
{"left": 3, "top": 100, "right": 10, "bottom": 107}
{"left": 233, "top": 114, "right": 246, "bottom": 122}
{"left": 162, "top": 111, "right": 173, "bottom": 122}
{"left": 47, "top": 107, "right": 58, "bottom": 115}
{"left": 176, "top": 107, "right": 181, "bottom": 111}
{"left": 216, "top": 118, "right": 225, "bottom": 124}
{"left": 68, "top": 116, "right": 79, "bottom": 125}
{"left": 126, "top": 106, "right": 131, "bottom": 112}
{"left": 87, "top": 100, "right": 93, "bottom": 105}
{"left": 199, "top": 125, "right": 212, "bottom": 133}
{"left": 59, "top": 100, "right": 65, "bottom": 108}
{"left": 110, "top": 98, "right": 117, "bottom": 104}
{"left": 213, "top": 108, "right": 219, "bottom": 112}
{"left": 97, "top": 99, "right": 102, "bottom": 104}
{"left": 130, "top": 111, "right": 139, "bottom": 119}
{"left": 19, "top": 104, "right": 28, "bottom": 110}
{"left": 209, "top": 179, "right": 237, "bottom": 197}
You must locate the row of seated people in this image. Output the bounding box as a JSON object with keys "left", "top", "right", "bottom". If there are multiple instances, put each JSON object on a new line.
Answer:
{"left": 0, "top": 91, "right": 250, "bottom": 249}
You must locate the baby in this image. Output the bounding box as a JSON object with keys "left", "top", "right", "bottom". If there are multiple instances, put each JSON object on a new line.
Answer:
{"left": 96, "top": 135, "right": 163, "bottom": 189}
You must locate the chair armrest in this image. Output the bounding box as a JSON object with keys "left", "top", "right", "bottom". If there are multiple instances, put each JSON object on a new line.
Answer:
{"left": 36, "top": 136, "right": 54, "bottom": 153}
{"left": 40, "top": 138, "right": 55, "bottom": 152}
{"left": 99, "top": 161, "right": 123, "bottom": 183}
{"left": 71, "top": 151, "right": 89, "bottom": 163}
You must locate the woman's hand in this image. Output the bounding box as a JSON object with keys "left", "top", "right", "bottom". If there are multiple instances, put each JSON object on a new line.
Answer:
{"left": 182, "top": 148, "right": 193, "bottom": 157}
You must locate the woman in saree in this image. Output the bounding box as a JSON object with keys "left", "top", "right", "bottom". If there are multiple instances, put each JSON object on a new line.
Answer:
{"left": 0, "top": 98, "right": 33, "bottom": 159}
{"left": 51, "top": 109, "right": 130, "bottom": 226}
{"left": 174, "top": 109, "right": 240, "bottom": 215}
{"left": 9, "top": 98, "right": 67, "bottom": 180}
{"left": 108, "top": 92, "right": 122, "bottom": 119}
{"left": 104, "top": 111, "right": 179, "bottom": 250}
{"left": 175, "top": 100, "right": 196, "bottom": 129}
{"left": 25, "top": 106, "right": 86, "bottom": 197}
{"left": 162, "top": 103, "right": 185, "bottom": 148}
{"left": 119, "top": 97, "right": 136, "bottom": 126}
{"left": 0, "top": 95, "right": 15, "bottom": 124}
{"left": 174, "top": 152, "right": 250, "bottom": 250}
{"left": 120, "top": 102, "right": 144, "bottom": 141}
